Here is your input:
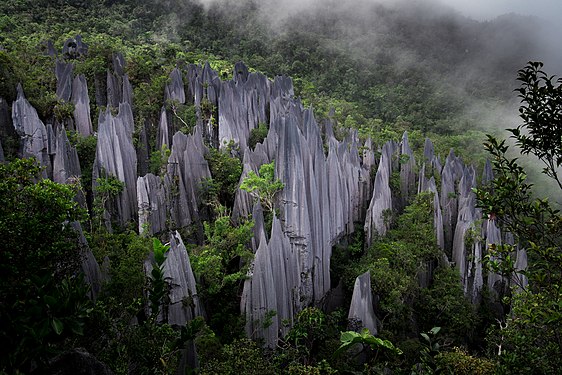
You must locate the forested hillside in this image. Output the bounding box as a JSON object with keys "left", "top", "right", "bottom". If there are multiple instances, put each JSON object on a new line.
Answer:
{"left": 1, "top": 0, "right": 561, "bottom": 374}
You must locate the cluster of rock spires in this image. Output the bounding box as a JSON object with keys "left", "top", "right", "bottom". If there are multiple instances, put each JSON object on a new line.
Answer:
{"left": 0, "top": 37, "right": 527, "bottom": 352}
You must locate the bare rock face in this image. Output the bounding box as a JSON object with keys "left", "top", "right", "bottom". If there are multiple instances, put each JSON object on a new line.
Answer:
{"left": 187, "top": 62, "right": 221, "bottom": 146}
{"left": 400, "top": 131, "right": 416, "bottom": 205}
{"left": 229, "top": 68, "right": 371, "bottom": 344}
{"left": 157, "top": 106, "right": 170, "bottom": 150}
{"left": 348, "top": 271, "right": 378, "bottom": 335}
{"left": 364, "top": 141, "right": 397, "bottom": 246}
{"left": 165, "top": 67, "right": 186, "bottom": 104}
{"left": 71, "top": 222, "right": 103, "bottom": 300}
{"left": 241, "top": 231, "right": 278, "bottom": 347}
{"left": 164, "top": 231, "right": 204, "bottom": 326}
{"left": 424, "top": 177, "right": 445, "bottom": 252}
{"left": 52, "top": 125, "right": 81, "bottom": 185}
{"left": 106, "top": 53, "right": 132, "bottom": 109}
{"left": 56, "top": 60, "right": 74, "bottom": 102}
{"left": 93, "top": 104, "right": 137, "bottom": 226}
{"left": 441, "top": 150, "right": 462, "bottom": 254}
{"left": 71, "top": 74, "right": 93, "bottom": 136}
{"left": 217, "top": 64, "right": 270, "bottom": 151}
{"left": 137, "top": 173, "right": 167, "bottom": 235}
{"left": 11, "top": 85, "right": 50, "bottom": 171}
{"left": 232, "top": 146, "right": 270, "bottom": 223}
{"left": 451, "top": 166, "right": 484, "bottom": 301}
{"left": 164, "top": 129, "right": 211, "bottom": 231}
{"left": 241, "top": 215, "right": 300, "bottom": 347}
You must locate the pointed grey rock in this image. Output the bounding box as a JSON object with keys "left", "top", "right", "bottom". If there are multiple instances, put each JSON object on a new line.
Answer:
{"left": 164, "top": 231, "right": 204, "bottom": 326}
{"left": 106, "top": 70, "right": 122, "bottom": 109}
{"left": 71, "top": 74, "right": 93, "bottom": 136}
{"left": 122, "top": 74, "right": 133, "bottom": 107}
{"left": 71, "top": 222, "right": 102, "bottom": 300}
{"left": 164, "top": 129, "right": 211, "bottom": 230}
{"left": 56, "top": 60, "right": 74, "bottom": 102}
{"left": 400, "top": 132, "right": 416, "bottom": 205}
{"left": 441, "top": 152, "right": 460, "bottom": 253}
{"left": 251, "top": 201, "right": 266, "bottom": 251}
{"left": 165, "top": 68, "right": 186, "bottom": 104}
{"left": 137, "top": 173, "right": 167, "bottom": 235}
{"left": 423, "top": 177, "right": 445, "bottom": 251}
{"left": 157, "top": 106, "right": 170, "bottom": 150}
{"left": 53, "top": 125, "right": 81, "bottom": 184}
{"left": 364, "top": 141, "right": 395, "bottom": 246}
{"left": 46, "top": 123, "right": 56, "bottom": 156}
{"left": 93, "top": 104, "right": 137, "bottom": 226}
{"left": 482, "top": 159, "right": 494, "bottom": 184}
{"left": 241, "top": 231, "right": 278, "bottom": 348}
{"left": 136, "top": 120, "right": 150, "bottom": 176}
{"left": 348, "top": 271, "right": 378, "bottom": 335}
{"left": 11, "top": 85, "right": 50, "bottom": 171}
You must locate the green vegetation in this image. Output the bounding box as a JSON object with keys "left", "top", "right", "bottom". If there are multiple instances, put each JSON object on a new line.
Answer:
{"left": 475, "top": 62, "right": 562, "bottom": 374}
{"left": 0, "top": 159, "right": 90, "bottom": 373}
{"left": 1, "top": 0, "right": 561, "bottom": 373}
{"left": 240, "top": 161, "right": 284, "bottom": 213}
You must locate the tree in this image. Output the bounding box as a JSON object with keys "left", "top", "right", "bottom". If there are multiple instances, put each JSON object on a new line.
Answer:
{"left": 239, "top": 161, "right": 284, "bottom": 213}
{"left": 476, "top": 62, "right": 562, "bottom": 374}
{"left": 0, "top": 159, "right": 91, "bottom": 372}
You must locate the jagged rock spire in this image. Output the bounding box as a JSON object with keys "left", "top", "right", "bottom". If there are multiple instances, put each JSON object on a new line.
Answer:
{"left": 11, "top": 84, "right": 50, "bottom": 172}
{"left": 348, "top": 271, "right": 378, "bottom": 335}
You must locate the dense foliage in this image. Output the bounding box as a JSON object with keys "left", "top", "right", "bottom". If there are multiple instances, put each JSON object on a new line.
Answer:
{"left": 1, "top": 0, "right": 561, "bottom": 373}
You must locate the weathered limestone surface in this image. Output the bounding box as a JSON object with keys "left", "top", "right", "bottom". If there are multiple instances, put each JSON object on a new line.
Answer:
{"left": 71, "top": 222, "right": 103, "bottom": 300}
{"left": 423, "top": 177, "right": 445, "bottom": 251}
{"left": 241, "top": 231, "right": 278, "bottom": 348}
{"left": 364, "top": 141, "right": 396, "bottom": 246}
{"left": 164, "top": 129, "right": 211, "bottom": 230}
{"left": 232, "top": 146, "right": 269, "bottom": 223}
{"left": 93, "top": 104, "right": 137, "bottom": 226}
{"left": 165, "top": 67, "right": 186, "bottom": 104}
{"left": 241, "top": 215, "right": 300, "bottom": 347}
{"left": 164, "top": 231, "right": 204, "bottom": 326}
{"left": 452, "top": 166, "right": 484, "bottom": 301}
{"left": 56, "top": 60, "right": 74, "bottom": 102}
{"left": 441, "top": 151, "right": 461, "bottom": 253}
{"left": 136, "top": 120, "right": 150, "bottom": 176}
{"left": 106, "top": 53, "right": 132, "bottom": 109}
{"left": 187, "top": 62, "right": 221, "bottom": 146}
{"left": 53, "top": 125, "right": 81, "bottom": 184}
{"left": 137, "top": 173, "right": 167, "bottom": 235}
{"left": 217, "top": 64, "right": 270, "bottom": 151}
{"left": 157, "top": 106, "right": 170, "bottom": 150}
{"left": 71, "top": 74, "right": 93, "bottom": 136}
{"left": 400, "top": 132, "right": 416, "bottom": 205}
{"left": 348, "top": 271, "right": 378, "bottom": 335}
{"left": 11, "top": 85, "right": 50, "bottom": 171}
